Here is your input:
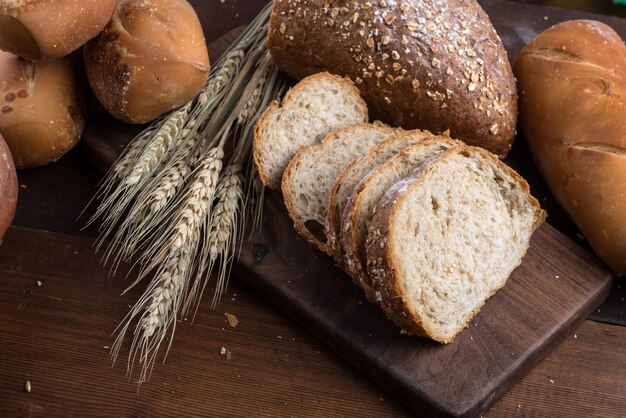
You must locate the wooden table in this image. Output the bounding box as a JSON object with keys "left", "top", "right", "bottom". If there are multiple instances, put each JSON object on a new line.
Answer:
{"left": 1, "top": 1, "right": 625, "bottom": 417}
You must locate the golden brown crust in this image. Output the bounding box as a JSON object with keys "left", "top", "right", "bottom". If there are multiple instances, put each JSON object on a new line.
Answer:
{"left": 0, "top": 134, "right": 17, "bottom": 246}
{"left": 267, "top": 0, "right": 517, "bottom": 157}
{"left": 253, "top": 100, "right": 281, "bottom": 190}
{"left": 514, "top": 19, "right": 626, "bottom": 274}
{"left": 83, "top": 0, "right": 209, "bottom": 124}
{"left": 0, "top": 51, "right": 87, "bottom": 168}
{"left": 0, "top": 0, "right": 117, "bottom": 60}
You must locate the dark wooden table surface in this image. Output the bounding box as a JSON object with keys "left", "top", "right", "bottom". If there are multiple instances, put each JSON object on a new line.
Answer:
{"left": 1, "top": 1, "right": 625, "bottom": 417}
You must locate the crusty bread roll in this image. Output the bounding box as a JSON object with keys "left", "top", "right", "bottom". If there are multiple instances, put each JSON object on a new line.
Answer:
{"left": 84, "top": 0, "right": 210, "bottom": 124}
{"left": 0, "top": 133, "right": 18, "bottom": 245}
{"left": 514, "top": 20, "right": 626, "bottom": 275}
{"left": 267, "top": 0, "right": 518, "bottom": 158}
{"left": 0, "top": 0, "right": 117, "bottom": 60}
{"left": 0, "top": 50, "right": 87, "bottom": 168}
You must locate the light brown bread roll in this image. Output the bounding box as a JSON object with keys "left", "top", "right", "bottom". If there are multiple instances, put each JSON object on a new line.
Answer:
{"left": 84, "top": 0, "right": 210, "bottom": 124}
{"left": 515, "top": 20, "right": 626, "bottom": 275}
{"left": 0, "top": 0, "right": 117, "bottom": 61}
{"left": 267, "top": 0, "right": 517, "bottom": 157}
{"left": 0, "top": 133, "right": 18, "bottom": 245}
{"left": 0, "top": 50, "right": 87, "bottom": 168}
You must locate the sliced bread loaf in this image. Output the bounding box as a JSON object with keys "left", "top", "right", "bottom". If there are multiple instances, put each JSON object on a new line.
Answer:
{"left": 340, "top": 137, "right": 462, "bottom": 299}
{"left": 325, "top": 130, "right": 433, "bottom": 263}
{"left": 281, "top": 122, "right": 402, "bottom": 254}
{"left": 253, "top": 72, "right": 368, "bottom": 189}
{"left": 366, "top": 146, "right": 546, "bottom": 343}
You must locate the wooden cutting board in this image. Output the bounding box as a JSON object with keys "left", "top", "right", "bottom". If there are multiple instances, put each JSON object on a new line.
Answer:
{"left": 82, "top": 1, "right": 616, "bottom": 416}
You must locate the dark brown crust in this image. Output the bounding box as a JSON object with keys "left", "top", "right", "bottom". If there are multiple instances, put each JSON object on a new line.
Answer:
{"left": 0, "top": 134, "right": 17, "bottom": 245}
{"left": 365, "top": 145, "right": 545, "bottom": 343}
{"left": 268, "top": 0, "right": 517, "bottom": 157}
{"left": 0, "top": 0, "right": 116, "bottom": 60}
{"left": 515, "top": 19, "right": 626, "bottom": 275}
{"left": 83, "top": 0, "right": 209, "bottom": 124}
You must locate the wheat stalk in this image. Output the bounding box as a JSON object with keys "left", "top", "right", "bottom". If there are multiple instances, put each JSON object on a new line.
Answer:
{"left": 92, "top": 2, "right": 290, "bottom": 383}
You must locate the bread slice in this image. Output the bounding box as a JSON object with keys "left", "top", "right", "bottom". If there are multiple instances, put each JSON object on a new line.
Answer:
{"left": 253, "top": 72, "right": 368, "bottom": 189}
{"left": 340, "top": 137, "right": 462, "bottom": 299}
{"left": 281, "top": 122, "right": 402, "bottom": 254}
{"left": 325, "top": 130, "right": 433, "bottom": 262}
{"left": 366, "top": 146, "right": 546, "bottom": 343}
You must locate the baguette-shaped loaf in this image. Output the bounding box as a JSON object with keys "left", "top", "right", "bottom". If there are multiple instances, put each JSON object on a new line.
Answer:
{"left": 341, "top": 136, "right": 461, "bottom": 300}
{"left": 366, "top": 146, "right": 546, "bottom": 343}
{"left": 267, "top": 0, "right": 517, "bottom": 157}
{"left": 515, "top": 20, "right": 626, "bottom": 275}
{"left": 326, "top": 129, "right": 432, "bottom": 262}
{"left": 254, "top": 72, "right": 368, "bottom": 189}
{"left": 282, "top": 122, "right": 401, "bottom": 254}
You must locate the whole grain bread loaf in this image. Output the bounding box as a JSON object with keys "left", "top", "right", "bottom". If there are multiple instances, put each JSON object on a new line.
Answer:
{"left": 267, "top": 0, "right": 517, "bottom": 157}
{"left": 366, "top": 146, "right": 546, "bottom": 343}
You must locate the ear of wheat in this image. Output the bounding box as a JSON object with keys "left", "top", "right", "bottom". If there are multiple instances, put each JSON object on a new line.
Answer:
{"left": 90, "top": 2, "right": 288, "bottom": 382}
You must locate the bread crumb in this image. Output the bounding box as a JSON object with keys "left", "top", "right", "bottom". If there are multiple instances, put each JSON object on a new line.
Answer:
{"left": 36, "top": 281, "right": 42, "bottom": 287}
{"left": 224, "top": 313, "right": 239, "bottom": 328}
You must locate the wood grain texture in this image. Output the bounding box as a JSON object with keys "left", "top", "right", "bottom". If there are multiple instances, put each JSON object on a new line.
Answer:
{"left": 0, "top": 227, "right": 621, "bottom": 417}
{"left": 0, "top": 226, "right": 410, "bottom": 417}
{"left": 233, "top": 192, "right": 612, "bottom": 417}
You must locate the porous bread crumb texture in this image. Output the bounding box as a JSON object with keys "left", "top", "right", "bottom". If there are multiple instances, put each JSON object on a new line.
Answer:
{"left": 255, "top": 73, "right": 368, "bottom": 189}
{"left": 282, "top": 123, "right": 398, "bottom": 251}
{"left": 269, "top": 0, "right": 518, "bottom": 156}
{"left": 340, "top": 137, "right": 459, "bottom": 297}
{"left": 367, "top": 148, "right": 544, "bottom": 343}
{"left": 326, "top": 129, "right": 432, "bottom": 261}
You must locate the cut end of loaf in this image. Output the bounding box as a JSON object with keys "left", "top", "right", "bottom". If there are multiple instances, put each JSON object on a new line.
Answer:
{"left": 253, "top": 72, "right": 368, "bottom": 190}
{"left": 368, "top": 146, "right": 545, "bottom": 344}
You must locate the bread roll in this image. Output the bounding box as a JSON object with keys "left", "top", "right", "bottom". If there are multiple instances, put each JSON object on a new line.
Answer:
{"left": 267, "top": 0, "right": 518, "bottom": 157}
{"left": 0, "top": 0, "right": 117, "bottom": 61}
{"left": 0, "top": 133, "right": 18, "bottom": 245}
{"left": 0, "top": 50, "right": 87, "bottom": 168}
{"left": 514, "top": 20, "right": 626, "bottom": 275}
{"left": 84, "top": 0, "right": 210, "bottom": 124}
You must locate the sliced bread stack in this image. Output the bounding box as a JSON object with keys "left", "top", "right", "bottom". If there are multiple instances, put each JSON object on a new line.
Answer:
{"left": 253, "top": 73, "right": 545, "bottom": 344}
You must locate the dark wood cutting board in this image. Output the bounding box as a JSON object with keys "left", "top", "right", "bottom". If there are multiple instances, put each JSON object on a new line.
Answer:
{"left": 81, "top": 1, "right": 617, "bottom": 417}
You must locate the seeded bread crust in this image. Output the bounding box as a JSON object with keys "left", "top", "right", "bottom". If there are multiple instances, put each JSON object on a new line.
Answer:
{"left": 281, "top": 122, "right": 400, "bottom": 254}
{"left": 340, "top": 136, "right": 461, "bottom": 301}
{"left": 325, "top": 129, "right": 433, "bottom": 263}
{"left": 253, "top": 71, "right": 369, "bottom": 190}
{"left": 267, "top": 0, "right": 518, "bottom": 157}
{"left": 365, "top": 146, "right": 546, "bottom": 343}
